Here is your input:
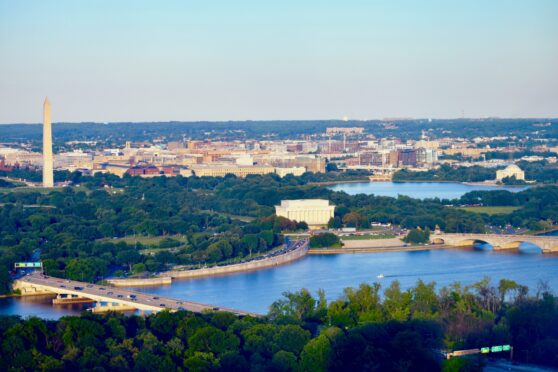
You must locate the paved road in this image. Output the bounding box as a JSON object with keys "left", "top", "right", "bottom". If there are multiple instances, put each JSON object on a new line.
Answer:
{"left": 484, "top": 359, "right": 557, "bottom": 371}
{"left": 18, "top": 272, "right": 260, "bottom": 317}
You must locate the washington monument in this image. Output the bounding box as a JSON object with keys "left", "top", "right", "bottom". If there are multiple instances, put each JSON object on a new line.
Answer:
{"left": 42, "top": 97, "right": 54, "bottom": 187}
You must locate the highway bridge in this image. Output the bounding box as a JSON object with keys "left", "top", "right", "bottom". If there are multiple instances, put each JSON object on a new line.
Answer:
{"left": 430, "top": 233, "right": 558, "bottom": 253}
{"left": 13, "top": 272, "right": 259, "bottom": 317}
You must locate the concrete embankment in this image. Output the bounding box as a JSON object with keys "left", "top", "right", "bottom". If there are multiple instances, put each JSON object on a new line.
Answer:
{"left": 107, "top": 277, "right": 172, "bottom": 287}
{"left": 341, "top": 237, "right": 405, "bottom": 249}
{"left": 309, "top": 237, "right": 449, "bottom": 254}
{"left": 309, "top": 245, "right": 449, "bottom": 254}
{"left": 108, "top": 244, "right": 309, "bottom": 286}
{"left": 163, "top": 244, "right": 308, "bottom": 281}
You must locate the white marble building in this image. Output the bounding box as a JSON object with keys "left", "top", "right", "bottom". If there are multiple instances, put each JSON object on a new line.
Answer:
{"left": 275, "top": 199, "right": 335, "bottom": 226}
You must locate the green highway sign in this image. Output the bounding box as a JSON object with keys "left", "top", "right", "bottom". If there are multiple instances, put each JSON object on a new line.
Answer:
{"left": 491, "top": 346, "right": 503, "bottom": 353}
{"left": 14, "top": 262, "right": 42, "bottom": 269}
{"left": 481, "top": 347, "right": 490, "bottom": 354}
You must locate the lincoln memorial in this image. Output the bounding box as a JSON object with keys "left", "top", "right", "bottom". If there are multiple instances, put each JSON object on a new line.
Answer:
{"left": 275, "top": 199, "right": 335, "bottom": 226}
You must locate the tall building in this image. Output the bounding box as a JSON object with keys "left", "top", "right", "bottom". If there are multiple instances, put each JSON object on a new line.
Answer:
{"left": 42, "top": 97, "right": 54, "bottom": 187}
{"left": 398, "top": 149, "right": 417, "bottom": 167}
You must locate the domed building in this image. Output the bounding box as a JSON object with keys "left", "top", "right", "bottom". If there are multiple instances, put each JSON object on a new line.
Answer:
{"left": 496, "top": 164, "right": 525, "bottom": 181}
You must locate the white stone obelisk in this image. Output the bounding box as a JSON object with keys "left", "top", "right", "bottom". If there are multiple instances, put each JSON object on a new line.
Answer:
{"left": 42, "top": 97, "right": 54, "bottom": 187}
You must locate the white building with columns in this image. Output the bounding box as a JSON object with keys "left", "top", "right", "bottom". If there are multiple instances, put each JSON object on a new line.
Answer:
{"left": 275, "top": 199, "right": 335, "bottom": 226}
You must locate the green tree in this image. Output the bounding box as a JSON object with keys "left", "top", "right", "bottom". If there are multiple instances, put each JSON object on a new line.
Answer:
{"left": 271, "top": 350, "right": 297, "bottom": 371}
{"left": 404, "top": 228, "right": 430, "bottom": 244}
{"left": 299, "top": 334, "right": 332, "bottom": 372}
{"left": 309, "top": 233, "right": 340, "bottom": 248}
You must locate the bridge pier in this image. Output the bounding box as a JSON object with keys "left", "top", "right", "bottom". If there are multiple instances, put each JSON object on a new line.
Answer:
{"left": 90, "top": 301, "right": 138, "bottom": 313}
{"left": 52, "top": 293, "right": 95, "bottom": 305}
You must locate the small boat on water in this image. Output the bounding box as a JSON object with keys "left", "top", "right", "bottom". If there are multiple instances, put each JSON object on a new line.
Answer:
{"left": 377, "top": 273, "right": 385, "bottom": 279}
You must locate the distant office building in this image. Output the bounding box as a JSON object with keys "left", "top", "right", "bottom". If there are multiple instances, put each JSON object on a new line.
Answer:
{"left": 259, "top": 155, "right": 326, "bottom": 173}
{"left": 359, "top": 152, "right": 384, "bottom": 166}
{"left": 274, "top": 167, "right": 306, "bottom": 177}
{"left": 326, "top": 127, "right": 364, "bottom": 135}
{"left": 190, "top": 164, "right": 275, "bottom": 178}
{"left": 398, "top": 149, "right": 417, "bottom": 166}
{"left": 167, "top": 141, "right": 185, "bottom": 151}
{"left": 414, "top": 140, "right": 440, "bottom": 150}
{"left": 126, "top": 164, "right": 161, "bottom": 177}
{"left": 443, "top": 147, "right": 486, "bottom": 158}
{"left": 496, "top": 164, "right": 525, "bottom": 181}
{"left": 417, "top": 148, "right": 438, "bottom": 165}
{"left": 55, "top": 151, "right": 94, "bottom": 171}
{"left": 189, "top": 164, "right": 304, "bottom": 178}
{"left": 275, "top": 199, "right": 335, "bottom": 226}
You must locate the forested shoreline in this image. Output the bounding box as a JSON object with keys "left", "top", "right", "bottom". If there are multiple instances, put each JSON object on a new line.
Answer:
{"left": 393, "top": 161, "right": 558, "bottom": 184}
{"left": 1, "top": 170, "right": 558, "bottom": 294}
{"left": 1, "top": 279, "right": 556, "bottom": 371}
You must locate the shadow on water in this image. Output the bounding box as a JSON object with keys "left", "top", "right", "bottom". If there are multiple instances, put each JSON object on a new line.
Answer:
{"left": 474, "top": 242, "right": 493, "bottom": 251}
{"left": 407, "top": 249, "right": 431, "bottom": 255}
{"left": 518, "top": 242, "right": 543, "bottom": 254}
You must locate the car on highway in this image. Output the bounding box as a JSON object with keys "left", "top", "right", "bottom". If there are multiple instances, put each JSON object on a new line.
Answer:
{"left": 107, "top": 291, "right": 113, "bottom": 295}
{"left": 160, "top": 304, "right": 166, "bottom": 307}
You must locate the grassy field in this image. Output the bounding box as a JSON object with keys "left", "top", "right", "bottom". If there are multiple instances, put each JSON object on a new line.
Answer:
{"left": 457, "top": 206, "right": 520, "bottom": 215}
{"left": 100, "top": 234, "right": 188, "bottom": 246}
{"left": 0, "top": 186, "right": 64, "bottom": 194}
{"left": 199, "top": 210, "right": 255, "bottom": 222}
{"left": 341, "top": 234, "right": 397, "bottom": 240}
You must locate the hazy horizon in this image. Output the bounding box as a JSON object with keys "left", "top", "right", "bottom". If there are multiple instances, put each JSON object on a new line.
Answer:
{"left": 1, "top": 0, "right": 557, "bottom": 123}
{"left": 2, "top": 116, "right": 558, "bottom": 126}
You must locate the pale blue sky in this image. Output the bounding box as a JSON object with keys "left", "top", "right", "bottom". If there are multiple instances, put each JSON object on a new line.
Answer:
{"left": 0, "top": 0, "right": 557, "bottom": 123}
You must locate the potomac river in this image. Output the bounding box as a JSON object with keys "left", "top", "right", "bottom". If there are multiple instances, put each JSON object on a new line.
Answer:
{"left": 1, "top": 247, "right": 557, "bottom": 319}
{"left": 327, "top": 181, "right": 528, "bottom": 199}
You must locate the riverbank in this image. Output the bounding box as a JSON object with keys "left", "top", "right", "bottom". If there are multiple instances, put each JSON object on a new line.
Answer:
{"left": 309, "top": 179, "right": 369, "bottom": 186}
{"left": 0, "top": 293, "right": 20, "bottom": 299}
{"left": 162, "top": 242, "right": 308, "bottom": 281}
{"left": 108, "top": 241, "right": 309, "bottom": 286}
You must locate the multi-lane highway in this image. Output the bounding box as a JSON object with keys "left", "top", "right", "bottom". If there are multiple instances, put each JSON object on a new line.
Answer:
{"left": 15, "top": 272, "right": 260, "bottom": 317}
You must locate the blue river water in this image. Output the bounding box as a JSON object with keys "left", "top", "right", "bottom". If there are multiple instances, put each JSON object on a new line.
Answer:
{"left": 327, "top": 181, "right": 528, "bottom": 199}
{"left": 1, "top": 247, "right": 557, "bottom": 319}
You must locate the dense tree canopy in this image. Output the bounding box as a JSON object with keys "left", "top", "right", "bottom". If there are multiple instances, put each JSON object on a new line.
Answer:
{"left": 1, "top": 279, "right": 556, "bottom": 371}
{"left": 1, "top": 170, "right": 557, "bottom": 293}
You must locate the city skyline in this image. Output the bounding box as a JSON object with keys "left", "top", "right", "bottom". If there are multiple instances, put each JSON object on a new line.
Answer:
{"left": 1, "top": 2, "right": 558, "bottom": 370}
{"left": 1, "top": 0, "right": 557, "bottom": 123}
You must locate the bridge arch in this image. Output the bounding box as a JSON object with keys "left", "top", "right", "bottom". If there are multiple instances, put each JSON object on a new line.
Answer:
{"left": 431, "top": 237, "right": 445, "bottom": 245}
{"left": 469, "top": 240, "right": 494, "bottom": 251}
{"left": 429, "top": 234, "right": 558, "bottom": 253}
